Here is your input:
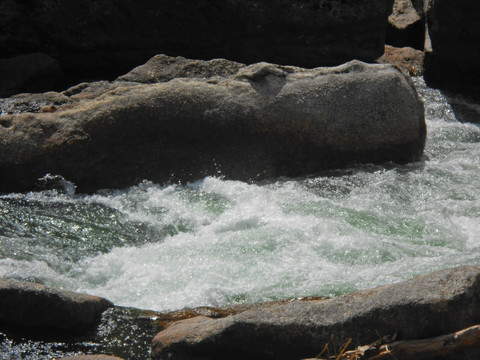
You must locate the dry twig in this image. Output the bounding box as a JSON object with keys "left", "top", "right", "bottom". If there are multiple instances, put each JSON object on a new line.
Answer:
{"left": 303, "top": 324, "right": 480, "bottom": 360}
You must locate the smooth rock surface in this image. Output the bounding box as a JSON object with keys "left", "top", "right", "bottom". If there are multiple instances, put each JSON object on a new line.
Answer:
{"left": 0, "top": 57, "right": 425, "bottom": 193}
{"left": 0, "top": 278, "right": 113, "bottom": 332}
{"left": 152, "top": 265, "right": 480, "bottom": 360}
{"left": 0, "top": 0, "right": 393, "bottom": 94}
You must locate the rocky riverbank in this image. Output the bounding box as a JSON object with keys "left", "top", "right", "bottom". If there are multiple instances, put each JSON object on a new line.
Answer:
{"left": 2, "top": 265, "right": 480, "bottom": 359}
{"left": 1, "top": 1, "right": 480, "bottom": 360}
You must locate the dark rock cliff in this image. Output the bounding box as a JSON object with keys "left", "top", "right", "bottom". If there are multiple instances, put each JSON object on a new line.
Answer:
{"left": 0, "top": 0, "right": 394, "bottom": 97}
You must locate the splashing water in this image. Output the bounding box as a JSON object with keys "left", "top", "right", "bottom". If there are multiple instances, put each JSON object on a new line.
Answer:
{"left": 1, "top": 77, "right": 480, "bottom": 312}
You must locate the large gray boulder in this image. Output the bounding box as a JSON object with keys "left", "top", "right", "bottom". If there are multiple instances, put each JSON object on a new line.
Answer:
{"left": 0, "top": 57, "right": 425, "bottom": 193}
{"left": 152, "top": 265, "right": 480, "bottom": 360}
{"left": 0, "top": 279, "right": 113, "bottom": 332}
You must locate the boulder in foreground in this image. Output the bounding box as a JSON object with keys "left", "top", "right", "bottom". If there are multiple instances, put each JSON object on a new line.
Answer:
{"left": 0, "top": 279, "right": 113, "bottom": 333}
{"left": 0, "top": 57, "right": 425, "bottom": 193}
{"left": 152, "top": 265, "right": 480, "bottom": 360}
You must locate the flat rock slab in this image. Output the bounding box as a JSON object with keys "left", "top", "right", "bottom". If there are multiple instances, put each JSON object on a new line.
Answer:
{"left": 0, "top": 279, "right": 113, "bottom": 332}
{"left": 152, "top": 265, "right": 480, "bottom": 360}
{"left": 0, "top": 56, "right": 425, "bottom": 193}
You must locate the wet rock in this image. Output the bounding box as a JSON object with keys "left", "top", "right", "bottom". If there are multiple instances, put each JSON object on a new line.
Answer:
{"left": 0, "top": 57, "right": 425, "bottom": 193}
{"left": 386, "top": 0, "right": 425, "bottom": 50}
{"left": 1, "top": 0, "right": 393, "bottom": 92}
{"left": 0, "top": 92, "right": 74, "bottom": 115}
{"left": 424, "top": 0, "right": 480, "bottom": 96}
{"left": 377, "top": 45, "right": 424, "bottom": 76}
{"left": 152, "top": 265, "right": 480, "bottom": 360}
{"left": 442, "top": 92, "right": 480, "bottom": 125}
{"left": 0, "top": 53, "right": 64, "bottom": 98}
{"left": 0, "top": 279, "right": 113, "bottom": 333}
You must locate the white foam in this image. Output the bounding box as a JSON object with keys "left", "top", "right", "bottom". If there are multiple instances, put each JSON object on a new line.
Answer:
{"left": 1, "top": 78, "right": 480, "bottom": 311}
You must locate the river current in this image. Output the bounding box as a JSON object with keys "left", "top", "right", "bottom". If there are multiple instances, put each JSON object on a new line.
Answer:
{"left": 1, "top": 77, "right": 480, "bottom": 315}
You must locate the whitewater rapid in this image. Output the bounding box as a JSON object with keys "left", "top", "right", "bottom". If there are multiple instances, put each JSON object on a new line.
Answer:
{"left": 1, "top": 77, "right": 479, "bottom": 311}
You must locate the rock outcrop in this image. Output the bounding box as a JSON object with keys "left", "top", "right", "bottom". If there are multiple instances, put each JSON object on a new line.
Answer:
{"left": 386, "top": 0, "right": 425, "bottom": 50}
{"left": 0, "top": 0, "right": 394, "bottom": 96}
{"left": 0, "top": 56, "right": 425, "bottom": 193}
{"left": 152, "top": 265, "right": 480, "bottom": 360}
{"left": 0, "top": 279, "right": 113, "bottom": 333}
{"left": 424, "top": 0, "right": 480, "bottom": 96}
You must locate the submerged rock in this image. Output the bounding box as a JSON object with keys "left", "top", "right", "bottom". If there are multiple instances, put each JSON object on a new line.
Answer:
{"left": 0, "top": 56, "right": 425, "bottom": 193}
{"left": 0, "top": 278, "right": 113, "bottom": 333}
{"left": 152, "top": 265, "right": 480, "bottom": 360}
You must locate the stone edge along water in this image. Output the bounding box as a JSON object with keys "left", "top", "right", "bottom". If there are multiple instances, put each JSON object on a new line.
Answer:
{"left": 1, "top": 265, "right": 480, "bottom": 359}
{"left": 152, "top": 265, "right": 480, "bottom": 360}
{"left": 0, "top": 278, "right": 113, "bottom": 333}
{"left": 0, "top": 56, "right": 425, "bottom": 193}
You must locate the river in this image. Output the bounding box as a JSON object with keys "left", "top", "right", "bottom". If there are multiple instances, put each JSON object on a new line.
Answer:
{"left": 1, "top": 77, "right": 480, "bottom": 358}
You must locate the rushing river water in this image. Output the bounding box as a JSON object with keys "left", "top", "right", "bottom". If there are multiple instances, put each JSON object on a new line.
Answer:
{"left": 1, "top": 78, "right": 480, "bottom": 316}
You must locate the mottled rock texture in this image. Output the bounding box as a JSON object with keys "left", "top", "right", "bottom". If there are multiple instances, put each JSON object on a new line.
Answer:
{"left": 0, "top": 56, "right": 425, "bottom": 193}
{"left": 0, "top": 0, "right": 393, "bottom": 96}
{"left": 377, "top": 45, "right": 424, "bottom": 76}
{"left": 0, "top": 278, "right": 113, "bottom": 333}
{"left": 152, "top": 265, "right": 480, "bottom": 360}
